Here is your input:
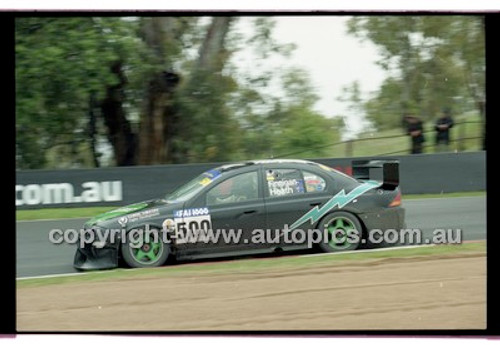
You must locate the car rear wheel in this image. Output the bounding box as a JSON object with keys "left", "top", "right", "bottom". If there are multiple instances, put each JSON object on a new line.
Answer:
{"left": 121, "top": 227, "right": 170, "bottom": 268}
{"left": 317, "top": 211, "right": 363, "bottom": 253}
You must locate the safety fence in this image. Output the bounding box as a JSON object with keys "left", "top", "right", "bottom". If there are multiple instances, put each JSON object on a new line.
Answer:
{"left": 277, "top": 120, "right": 483, "bottom": 158}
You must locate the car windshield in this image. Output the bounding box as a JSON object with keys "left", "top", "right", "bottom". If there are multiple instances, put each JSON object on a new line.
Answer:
{"left": 165, "top": 168, "right": 222, "bottom": 203}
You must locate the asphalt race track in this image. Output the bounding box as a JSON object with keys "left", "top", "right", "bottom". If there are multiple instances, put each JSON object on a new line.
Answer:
{"left": 16, "top": 195, "right": 486, "bottom": 278}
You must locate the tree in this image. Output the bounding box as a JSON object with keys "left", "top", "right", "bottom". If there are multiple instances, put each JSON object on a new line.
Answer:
{"left": 261, "top": 67, "right": 341, "bottom": 159}
{"left": 347, "top": 16, "right": 485, "bottom": 136}
{"left": 16, "top": 16, "right": 343, "bottom": 169}
{"left": 171, "top": 17, "right": 239, "bottom": 163}
{"left": 16, "top": 17, "right": 237, "bottom": 168}
{"left": 135, "top": 17, "right": 190, "bottom": 165}
{"left": 98, "top": 17, "right": 236, "bottom": 165}
{"left": 16, "top": 17, "right": 144, "bottom": 169}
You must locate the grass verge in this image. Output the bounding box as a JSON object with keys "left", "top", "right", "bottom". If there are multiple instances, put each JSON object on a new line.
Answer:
{"left": 17, "top": 241, "right": 485, "bottom": 288}
{"left": 403, "top": 191, "right": 486, "bottom": 200}
{"left": 16, "top": 191, "right": 485, "bottom": 221}
{"left": 16, "top": 206, "right": 116, "bottom": 221}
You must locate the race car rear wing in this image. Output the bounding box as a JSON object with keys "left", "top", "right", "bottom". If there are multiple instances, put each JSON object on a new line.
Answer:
{"left": 352, "top": 159, "right": 400, "bottom": 190}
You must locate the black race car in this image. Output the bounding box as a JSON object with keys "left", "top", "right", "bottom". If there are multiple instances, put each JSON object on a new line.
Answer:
{"left": 74, "top": 159, "right": 405, "bottom": 270}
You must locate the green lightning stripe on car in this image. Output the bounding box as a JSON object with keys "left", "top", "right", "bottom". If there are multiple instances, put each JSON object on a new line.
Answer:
{"left": 289, "top": 180, "right": 381, "bottom": 231}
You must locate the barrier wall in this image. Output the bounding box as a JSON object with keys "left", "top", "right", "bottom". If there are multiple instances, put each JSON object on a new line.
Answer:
{"left": 15, "top": 152, "right": 486, "bottom": 209}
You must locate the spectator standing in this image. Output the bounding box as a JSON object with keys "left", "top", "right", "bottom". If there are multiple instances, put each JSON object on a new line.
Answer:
{"left": 435, "top": 107, "right": 454, "bottom": 152}
{"left": 404, "top": 114, "right": 425, "bottom": 154}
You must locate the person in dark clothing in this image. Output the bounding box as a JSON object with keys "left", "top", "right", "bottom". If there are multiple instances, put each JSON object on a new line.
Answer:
{"left": 435, "top": 108, "right": 454, "bottom": 152}
{"left": 403, "top": 115, "right": 425, "bottom": 154}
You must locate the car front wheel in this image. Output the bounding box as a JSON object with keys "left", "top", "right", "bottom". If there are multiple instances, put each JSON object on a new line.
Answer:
{"left": 121, "top": 227, "right": 170, "bottom": 268}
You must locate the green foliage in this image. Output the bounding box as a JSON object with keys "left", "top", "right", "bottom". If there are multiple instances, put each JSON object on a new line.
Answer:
{"left": 271, "top": 68, "right": 339, "bottom": 158}
{"left": 363, "top": 78, "right": 404, "bottom": 130}
{"left": 232, "top": 67, "right": 341, "bottom": 159}
{"left": 173, "top": 69, "right": 242, "bottom": 163}
{"left": 274, "top": 107, "right": 340, "bottom": 159}
{"left": 246, "top": 17, "right": 296, "bottom": 59}
{"left": 346, "top": 16, "right": 485, "bottom": 132}
{"left": 16, "top": 16, "right": 342, "bottom": 169}
{"left": 16, "top": 17, "right": 149, "bottom": 169}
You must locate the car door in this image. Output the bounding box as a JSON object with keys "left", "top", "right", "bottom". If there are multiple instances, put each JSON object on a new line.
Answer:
{"left": 178, "top": 167, "right": 267, "bottom": 255}
{"left": 263, "top": 165, "right": 333, "bottom": 248}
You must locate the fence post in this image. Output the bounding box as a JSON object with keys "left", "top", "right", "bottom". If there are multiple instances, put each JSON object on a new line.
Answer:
{"left": 457, "top": 121, "right": 466, "bottom": 152}
{"left": 345, "top": 139, "right": 353, "bottom": 157}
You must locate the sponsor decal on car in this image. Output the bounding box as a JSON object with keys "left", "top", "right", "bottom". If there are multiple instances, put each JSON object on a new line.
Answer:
{"left": 174, "top": 207, "right": 210, "bottom": 218}
{"left": 85, "top": 202, "right": 148, "bottom": 227}
{"left": 304, "top": 177, "right": 326, "bottom": 192}
{"left": 199, "top": 169, "right": 222, "bottom": 186}
{"left": 118, "top": 216, "right": 128, "bottom": 226}
{"left": 126, "top": 208, "right": 161, "bottom": 223}
{"left": 162, "top": 218, "right": 175, "bottom": 231}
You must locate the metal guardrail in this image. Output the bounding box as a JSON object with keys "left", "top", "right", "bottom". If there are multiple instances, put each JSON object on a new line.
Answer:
{"left": 277, "top": 120, "right": 483, "bottom": 159}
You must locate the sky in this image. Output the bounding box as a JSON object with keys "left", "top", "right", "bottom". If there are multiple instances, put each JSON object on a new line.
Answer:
{"left": 231, "top": 16, "right": 387, "bottom": 137}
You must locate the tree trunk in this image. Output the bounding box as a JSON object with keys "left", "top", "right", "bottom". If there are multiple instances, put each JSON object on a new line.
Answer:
{"left": 100, "top": 61, "right": 137, "bottom": 166}
{"left": 138, "top": 73, "right": 179, "bottom": 165}
{"left": 88, "top": 92, "right": 100, "bottom": 168}
{"left": 137, "top": 18, "right": 180, "bottom": 165}
{"left": 196, "top": 17, "right": 233, "bottom": 72}
{"left": 137, "top": 17, "right": 233, "bottom": 165}
{"left": 171, "top": 17, "right": 234, "bottom": 162}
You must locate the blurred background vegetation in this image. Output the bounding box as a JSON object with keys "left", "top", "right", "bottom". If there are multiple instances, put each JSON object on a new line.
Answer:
{"left": 15, "top": 16, "right": 485, "bottom": 170}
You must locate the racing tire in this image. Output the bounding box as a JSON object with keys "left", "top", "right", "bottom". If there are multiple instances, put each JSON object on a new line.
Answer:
{"left": 121, "top": 227, "right": 170, "bottom": 268}
{"left": 317, "top": 211, "right": 363, "bottom": 253}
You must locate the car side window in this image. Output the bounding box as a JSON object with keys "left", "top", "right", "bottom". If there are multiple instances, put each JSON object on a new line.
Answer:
{"left": 302, "top": 170, "right": 327, "bottom": 192}
{"left": 265, "top": 169, "right": 305, "bottom": 198}
{"left": 206, "top": 171, "right": 259, "bottom": 206}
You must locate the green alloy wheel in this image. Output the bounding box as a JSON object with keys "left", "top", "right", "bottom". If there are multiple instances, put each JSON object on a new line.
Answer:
{"left": 318, "top": 211, "right": 363, "bottom": 253}
{"left": 121, "top": 227, "right": 170, "bottom": 268}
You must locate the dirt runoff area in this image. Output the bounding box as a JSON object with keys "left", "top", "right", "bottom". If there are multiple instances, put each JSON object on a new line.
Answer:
{"left": 17, "top": 253, "right": 486, "bottom": 331}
